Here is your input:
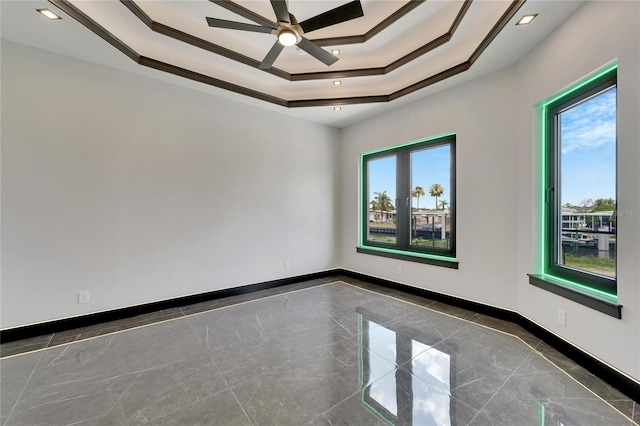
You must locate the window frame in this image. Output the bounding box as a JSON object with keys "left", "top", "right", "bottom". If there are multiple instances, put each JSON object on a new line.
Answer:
{"left": 529, "top": 61, "right": 622, "bottom": 319}
{"left": 358, "top": 133, "right": 457, "bottom": 267}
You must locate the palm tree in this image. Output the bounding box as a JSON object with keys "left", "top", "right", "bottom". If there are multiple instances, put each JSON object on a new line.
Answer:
{"left": 412, "top": 186, "right": 425, "bottom": 211}
{"left": 411, "top": 186, "right": 425, "bottom": 237}
{"left": 429, "top": 184, "right": 444, "bottom": 210}
{"left": 373, "top": 191, "right": 394, "bottom": 223}
{"left": 438, "top": 200, "right": 449, "bottom": 210}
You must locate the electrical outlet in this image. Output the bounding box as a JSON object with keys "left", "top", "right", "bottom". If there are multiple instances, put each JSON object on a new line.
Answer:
{"left": 557, "top": 309, "right": 566, "bottom": 326}
{"left": 396, "top": 266, "right": 402, "bottom": 275}
{"left": 285, "top": 261, "right": 290, "bottom": 270}
{"left": 78, "top": 290, "right": 90, "bottom": 304}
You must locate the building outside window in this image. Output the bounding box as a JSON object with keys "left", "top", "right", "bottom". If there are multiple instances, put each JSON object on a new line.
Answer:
{"left": 358, "top": 133, "right": 457, "bottom": 268}
{"left": 532, "top": 64, "right": 619, "bottom": 315}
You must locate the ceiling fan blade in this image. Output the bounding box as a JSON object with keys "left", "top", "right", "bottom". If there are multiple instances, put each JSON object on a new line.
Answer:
{"left": 259, "top": 41, "right": 285, "bottom": 69}
{"left": 297, "top": 37, "right": 339, "bottom": 66}
{"left": 206, "top": 17, "right": 274, "bottom": 33}
{"left": 299, "top": 0, "right": 364, "bottom": 33}
{"left": 270, "top": 0, "right": 290, "bottom": 23}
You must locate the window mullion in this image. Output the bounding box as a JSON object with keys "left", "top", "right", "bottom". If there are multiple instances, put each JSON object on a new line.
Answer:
{"left": 396, "top": 151, "right": 411, "bottom": 249}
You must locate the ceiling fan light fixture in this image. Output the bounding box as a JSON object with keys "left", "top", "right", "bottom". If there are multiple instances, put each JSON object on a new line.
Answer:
{"left": 331, "top": 49, "right": 340, "bottom": 55}
{"left": 278, "top": 30, "right": 297, "bottom": 46}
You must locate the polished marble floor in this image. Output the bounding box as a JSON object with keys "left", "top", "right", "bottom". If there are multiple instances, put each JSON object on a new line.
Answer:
{"left": 1, "top": 278, "right": 638, "bottom": 425}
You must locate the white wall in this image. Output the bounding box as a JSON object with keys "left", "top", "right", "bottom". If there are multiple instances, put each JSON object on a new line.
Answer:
{"left": 339, "top": 1, "right": 640, "bottom": 381}
{"left": 339, "top": 65, "right": 520, "bottom": 310}
{"left": 0, "top": 41, "right": 339, "bottom": 329}
{"left": 515, "top": 1, "right": 640, "bottom": 381}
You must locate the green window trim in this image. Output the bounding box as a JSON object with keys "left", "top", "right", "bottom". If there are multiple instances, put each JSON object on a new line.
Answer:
{"left": 358, "top": 133, "right": 457, "bottom": 267}
{"left": 532, "top": 62, "right": 620, "bottom": 316}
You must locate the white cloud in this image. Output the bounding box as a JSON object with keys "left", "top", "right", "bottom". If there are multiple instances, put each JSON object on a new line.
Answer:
{"left": 560, "top": 89, "right": 616, "bottom": 155}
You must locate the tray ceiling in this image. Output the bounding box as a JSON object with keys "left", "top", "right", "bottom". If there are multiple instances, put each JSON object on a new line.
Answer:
{"left": 1, "top": 0, "right": 586, "bottom": 127}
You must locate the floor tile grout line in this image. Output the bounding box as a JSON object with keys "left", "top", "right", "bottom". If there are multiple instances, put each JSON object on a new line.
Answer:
{"left": 529, "top": 347, "right": 640, "bottom": 423}
{"left": 466, "top": 350, "right": 536, "bottom": 425}
{"left": 0, "top": 281, "right": 341, "bottom": 360}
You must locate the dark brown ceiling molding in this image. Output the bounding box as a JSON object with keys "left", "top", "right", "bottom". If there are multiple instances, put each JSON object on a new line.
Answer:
{"left": 48, "top": 0, "right": 525, "bottom": 109}
{"left": 291, "top": 67, "right": 384, "bottom": 81}
{"left": 50, "top": 0, "right": 139, "bottom": 62}
{"left": 122, "top": 0, "right": 471, "bottom": 81}
{"left": 122, "top": 1, "right": 291, "bottom": 81}
{"left": 138, "top": 56, "right": 288, "bottom": 106}
{"left": 288, "top": 95, "right": 388, "bottom": 108}
{"left": 469, "top": 0, "right": 525, "bottom": 65}
{"left": 389, "top": 62, "right": 471, "bottom": 101}
{"left": 386, "top": 1, "right": 471, "bottom": 73}
{"left": 311, "top": 0, "right": 426, "bottom": 47}
{"left": 290, "top": 1, "right": 471, "bottom": 81}
{"left": 449, "top": 0, "right": 473, "bottom": 36}
{"left": 209, "top": 0, "right": 275, "bottom": 29}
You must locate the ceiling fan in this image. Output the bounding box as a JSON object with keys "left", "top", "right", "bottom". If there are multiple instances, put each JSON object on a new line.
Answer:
{"left": 206, "top": 0, "right": 364, "bottom": 69}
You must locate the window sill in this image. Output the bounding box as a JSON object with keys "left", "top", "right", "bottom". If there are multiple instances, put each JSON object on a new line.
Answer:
{"left": 528, "top": 274, "right": 621, "bottom": 318}
{"left": 356, "top": 246, "right": 459, "bottom": 269}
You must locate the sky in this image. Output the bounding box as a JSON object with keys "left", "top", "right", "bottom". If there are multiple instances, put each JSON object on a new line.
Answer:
{"left": 368, "top": 87, "right": 616, "bottom": 211}
{"left": 560, "top": 87, "right": 616, "bottom": 206}
{"left": 368, "top": 145, "right": 451, "bottom": 210}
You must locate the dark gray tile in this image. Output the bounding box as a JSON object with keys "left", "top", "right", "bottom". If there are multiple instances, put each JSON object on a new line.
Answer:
{"left": 470, "top": 314, "right": 542, "bottom": 348}
{"left": 429, "top": 301, "right": 484, "bottom": 322}
{"left": 3, "top": 319, "right": 220, "bottom": 426}
{"left": 150, "top": 389, "right": 252, "bottom": 426}
{"left": 467, "top": 411, "right": 505, "bottom": 425}
{"left": 227, "top": 344, "right": 395, "bottom": 425}
{"left": 46, "top": 334, "right": 81, "bottom": 348}
{"left": 321, "top": 368, "right": 479, "bottom": 426}
{"left": 479, "top": 352, "right": 633, "bottom": 425}
{"left": 396, "top": 324, "right": 534, "bottom": 411}
{"left": 534, "top": 341, "right": 636, "bottom": 410}
{"left": 1, "top": 280, "right": 633, "bottom": 425}
{"left": 0, "top": 334, "right": 52, "bottom": 358}
{"left": 277, "top": 277, "right": 339, "bottom": 293}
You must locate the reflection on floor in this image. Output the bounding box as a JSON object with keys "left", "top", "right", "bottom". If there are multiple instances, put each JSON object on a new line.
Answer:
{"left": 1, "top": 278, "right": 638, "bottom": 425}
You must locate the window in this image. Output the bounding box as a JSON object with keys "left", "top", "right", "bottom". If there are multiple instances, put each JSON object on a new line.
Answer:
{"left": 531, "top": 64, "right": 620, "bottom": 317}
{"left": 358, "top": 133, "right": 456, "bottom": 268}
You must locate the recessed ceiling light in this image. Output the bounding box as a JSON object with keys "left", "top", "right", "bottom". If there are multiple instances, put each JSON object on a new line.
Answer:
{"left": 331, "top": 49, "right": 340, "bottom": 56}
{"left": 333, "top": 81, "right": 342, "bottom": 86}
{"left": 516, "top": 14, "right": 537, "bottom": 25}
{"left": 36, "top": 8, "right": 62, "bottom": 20}
{"left": 334, "top": 107, "right": 342, "bottom": 111}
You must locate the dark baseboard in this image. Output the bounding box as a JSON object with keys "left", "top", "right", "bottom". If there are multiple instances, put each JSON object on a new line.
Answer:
{"left": 0, "top": 270, "right": 336, "bottom": 344}
{"left": 338, "top": 269, "right": 519, "bottom": 323}
{"left": 2, "top": 268, "right": 638, "bottom": 402}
